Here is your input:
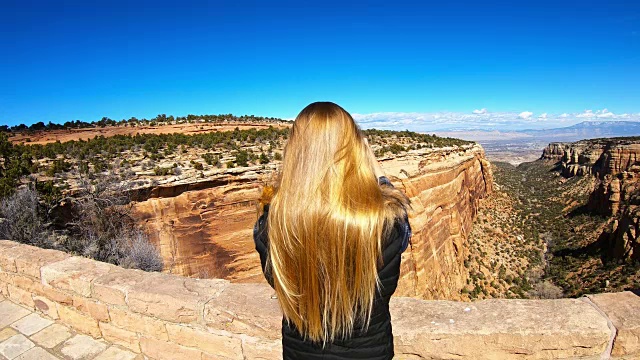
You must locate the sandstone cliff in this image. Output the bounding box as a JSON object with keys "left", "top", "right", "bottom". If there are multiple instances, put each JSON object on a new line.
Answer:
{"left": 387, "top": 144, "right": 493, "bottom": 299}
{"left": 542, "top": 138, "right": 640, "bottom": 261}
{"left": 131, "top": 144, "right": 493, "bottom": 300}
{"left": 131, "top": 167, "right": 271, "bottom": 282}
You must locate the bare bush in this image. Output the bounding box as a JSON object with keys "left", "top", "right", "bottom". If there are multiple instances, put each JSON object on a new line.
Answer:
{"left": 119, "top": 229, "right": 163, "bottom": 272}
{"left": 141, "top": 160, "right": 155, "bottom": 171}
{"left": 67, "top": 175, "right": 132, "bottom": 256}
{"left": 0, "top": 171, "right": 162, "bottom": 272}
{"left": 0, "top": 188, "right": 50, "bottom": 246}
{"left": 67, "top": 174, "right": 163, "bottom": 272}
{"left": 529, "top": 280, "right": 563, "bottom": 299}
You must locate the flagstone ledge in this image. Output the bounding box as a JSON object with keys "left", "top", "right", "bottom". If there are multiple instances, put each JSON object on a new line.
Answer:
{"left": 1, "top": 240, "right": 637, "bottom": 359}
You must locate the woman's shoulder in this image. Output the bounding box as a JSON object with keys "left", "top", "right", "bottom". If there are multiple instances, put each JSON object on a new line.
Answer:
{"left": 381, "top": 211, "right": 411, "bottom": 262}
{"left": 253, "top": 204, "right": 269, "bottom": 247}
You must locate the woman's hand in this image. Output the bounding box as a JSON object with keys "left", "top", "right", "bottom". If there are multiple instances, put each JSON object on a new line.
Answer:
{"left": 364, "top": 138, "right": 385, "bottom": 179}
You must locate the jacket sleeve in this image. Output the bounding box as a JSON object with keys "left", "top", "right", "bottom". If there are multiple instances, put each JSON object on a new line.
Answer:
{"left": 253, "top": 205, "right": 274, "bottom": 288}
{"left": 378, "top": 175, "right": 392, "bottom": 187}
{"left": 399, "top": 210, "right": 412, "bottom": 253}
{"left": 378, "top": 176, "right": 411, "bottom": 253}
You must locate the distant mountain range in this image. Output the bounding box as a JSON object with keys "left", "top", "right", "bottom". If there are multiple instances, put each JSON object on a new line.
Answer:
{"left": 521, "top": 121, "right": 640, "bottom": 140}
{"left": 436, "top": 121, "right": 640, "bottom": 143}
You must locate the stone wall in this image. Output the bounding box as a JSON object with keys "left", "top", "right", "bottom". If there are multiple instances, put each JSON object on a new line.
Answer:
{"left": 1, "top": 241, "right": 639, "bottom": 359}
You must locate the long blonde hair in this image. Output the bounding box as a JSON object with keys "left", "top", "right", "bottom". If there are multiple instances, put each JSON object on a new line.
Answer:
{"left": 263, "top": 102, "right": 409, "bottom": 343}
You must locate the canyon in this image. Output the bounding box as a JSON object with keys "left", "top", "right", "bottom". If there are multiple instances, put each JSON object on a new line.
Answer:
{"left": 4, "top": 120, "right": 492, "bottom": 301}
{"left": 4, "top": 124, "right": 640, "bottom": 358}
{"left": 130, "top": 143, "right": 494, "bottom": 300}
{"left": 542, "top": 138, "right": 640, "bottom": 261}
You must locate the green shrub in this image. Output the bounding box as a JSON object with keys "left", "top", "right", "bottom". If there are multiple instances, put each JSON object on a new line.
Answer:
{"left": 153, "top": 167, "right": 172, "bottom": 176}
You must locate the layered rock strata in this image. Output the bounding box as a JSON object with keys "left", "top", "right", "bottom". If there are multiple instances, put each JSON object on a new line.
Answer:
{"left": 387, "top": 144, "right": 493, "bottom": 299}
{"left": 541, "top": 138, "right": 640, "bottom": 261}
{"left": 131, "top": 144, "right": 493, "bottom": 300}
{"left": 131, "top": 166, "right": 273, "bottom": 282}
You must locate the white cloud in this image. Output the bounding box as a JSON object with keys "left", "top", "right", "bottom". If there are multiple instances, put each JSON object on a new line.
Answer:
{"left": 597, "top": 109, "right": 615, "bottom": 118}
{"left": 351, "top": 108, "right": 640, "bottom": 132}
{"left": 518, "top": 111, "right": 533, "bottom": 119}
{"left": 473, "top": 108, "right": 488, "bottom": 114}
{"left": 576, "top": 109, "right": 616, "bottom": 119}
{"left": 577, "top": 109, "right": 595, "bottom": 118}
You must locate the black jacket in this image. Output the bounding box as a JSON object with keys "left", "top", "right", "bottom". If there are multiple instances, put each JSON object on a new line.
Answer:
{"left": 253, "top": 177, "right": 411, "bottom": 360}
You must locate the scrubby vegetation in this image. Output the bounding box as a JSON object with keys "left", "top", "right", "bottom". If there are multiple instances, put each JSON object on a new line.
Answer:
{"left": 0, "top": 183, "right": 163, "bottom": 272}
{"left": 364, "top": 129, "right": 472, "bottom": 155}
{"left": 508, "top": 160, "right": 638, "bottom": 297}
{"left": 0, "top": 188, "right": 49, "bottom": 246}
{"left": 2, "top": 124, "right": 471, "bottom": 203}
{"left": 467, "top": 159, "right": 639, "bottom": 300}
{"left": 464, "top": 162, "right": 549, "bottom": 299}
{"left": 2, "top": 113, "right": 288, "bottom": 134}
{"left": 67, "top": 175, "right": 163, "bottom": 271}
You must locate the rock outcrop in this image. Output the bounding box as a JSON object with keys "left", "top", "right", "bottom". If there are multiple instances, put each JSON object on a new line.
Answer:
{"left": 131, "top": 167, "right": 272, "bottom": 283}
{"left": 388, "top": 144, "right": 493, "bottom": 299}
{"left": 541, "top": 142, "right": 566, "bottom": 161}
{"left": 131, "top": 144, "right": 493, "bottom": 300}
{"left": 541, "top": 138, "right": 640, "bottom": 261}
{"left": 543, "top": 139, "right": 640, "bottom": 181}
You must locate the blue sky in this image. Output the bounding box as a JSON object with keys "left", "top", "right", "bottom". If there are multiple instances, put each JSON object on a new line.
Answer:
{"left": 1, "top": 0, "right": 638, "bottom": 131}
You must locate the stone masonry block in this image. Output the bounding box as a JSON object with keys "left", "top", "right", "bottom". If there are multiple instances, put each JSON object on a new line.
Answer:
{"left": 0, "top": 240, "right": 21, "bottom": 272}
{"left": 139, "top": 336, "right": 202, "bottom": 360}
{"left": 588, "top": 291, "right": 640, "bottom": 357}
{"left": 57, "top": 304, "right": 102, "bottom": 338}
{"left": 41, "top": 256, "right": 114, "bottom": 297}
{"left": 10, "top": 274, "right": 45, "bottom": 295}
{"left": 15, "top": 247, "right": 69, "bottom": 279}
{"left": 41, "top": 284, "right": 74, "bottom": 305}
{"left": 92, "top": 267, "right": 150, "bottom": 307}
{"left": 126, "top": 273, "right": 227, "bottom": 324}
{"left": 72, "top": 297, "right": 110, "bottom": 322}
{"left": 165, "top": 324, "right": 242, "bottom": 359}
{"left": 234, "top": 338, "right": 282, "bottom": 360}
{"left": 203, "top": 283, "right": 281, "bottom": 340}
{"left": 1, "top": 242, "right": 68, "bottom": 280}
{"left": 7, "top": 284, "right": 35, "bottom": 309}
{"left": 33, "top": 295, "right": 59, "bottom": 319}
{"left": 390, "top": 297, "right": 610, "bottom": 359}
{"left": 99, "top": 321, "right": 141, "bottom": 353}
{"left": 108, "top": 307, "right": 169, "bottom": 341}
{"left": 0, "top": 279, "right": 8, "bottom": 297}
